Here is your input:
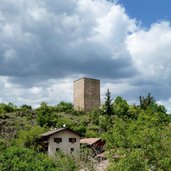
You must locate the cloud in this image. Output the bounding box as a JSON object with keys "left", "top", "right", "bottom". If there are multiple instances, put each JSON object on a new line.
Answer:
{"left": 126, "top": 21, "right": 171, "bottom": 102}
{"left": 0, "top": 0, "right": 171, "bottom": 111}
{"left": 0, "top": 0, "right": 137, "bottom": 82}
{"left": 0, "top": 75, "right": 75, "bottom": 107}
{"left": 127, "top": 22, "right": 171, "bottom": 80}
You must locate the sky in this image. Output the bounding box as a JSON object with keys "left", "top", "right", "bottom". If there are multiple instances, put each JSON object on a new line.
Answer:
{"left": 119, "top": 0, "right": 171, "bottom": 27}
{"left": 0, "top": 0, "right": 171, "bottom": 111}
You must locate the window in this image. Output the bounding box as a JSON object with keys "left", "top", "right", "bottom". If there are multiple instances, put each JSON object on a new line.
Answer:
{"left": 69, "top": 138, "right": 76, "bottom": 143}
{"left": 70, "top": 148, "right": 74, "bottom": 152}
{"left": 56, "top": 148, "right": 60, "bottom": 152}
{"left": 54, "top": 138, "right": 62, "bottom": 143}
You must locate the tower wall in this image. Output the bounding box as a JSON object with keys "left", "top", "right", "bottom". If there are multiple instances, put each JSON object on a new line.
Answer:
{"left": 73, "top": 78, "right": 85, "bottom": 110}
{"left": 73, "top": 77, "right": 100, "bottom": 111}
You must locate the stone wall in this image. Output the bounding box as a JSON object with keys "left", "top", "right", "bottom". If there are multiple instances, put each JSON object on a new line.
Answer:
{"left": 73, "top": 77, "right": 100, "bottom": 111}
{"left": 73, "top": 78, "right": 85, "bottom": 110}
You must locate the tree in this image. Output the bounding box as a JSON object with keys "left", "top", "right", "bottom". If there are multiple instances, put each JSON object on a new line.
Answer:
{"left": 108, "top": 150, "right": 148, "bottom": 171}
{"left": 55, "top": 101, "right": 73, "bottom": 113}
{"left": 20, "top": 104, "right": 32, "bottom": 111}
{"left": 53, "top": 151, "right": 78, "bottom": 171}
{"left": 0, "top": 102, "right": 17, "bottom": 114}
{"left": 0, "top": 147, "right": 78, "bottom": 171}
{"left": 104, "top": 111, "right": 171, "bottom": 170}
{"left": 104, "top": 89, "right": 113, "bottom": 115}
{"left": 99, "top": 115, "right": 110, "bottom": 132}
{"left": 128, "top": 105, "right": 140, "bottom": 120}
{"left": 36, "top": 102, "right": 56, "bottom": 127}
{"left": 139, "top": 93, "right": 169, "bottom": 124}
{"left": 0, "top": 147, "right": 56, "bottom": 171}
{"left": 113, "top": 96, "right": 129, "bottom": 118}
{"left": 139, "top": 93, "right": 156, "bottom": 110}
{"left": 13, "top": 126, "right": 45, "bottom": 151}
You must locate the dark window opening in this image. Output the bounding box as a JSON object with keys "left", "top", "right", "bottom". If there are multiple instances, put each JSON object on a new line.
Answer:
{"left": 56, "top": 148, "right": 60, "bottom": 152}
{"left": 69, "top": 138, "right": 76, "bottom": 143}
{"left": 54, "top": 138, "right": 62, "bottom": 143}
{"left": 70, "top": 148, "right": 74, "bottom": 152}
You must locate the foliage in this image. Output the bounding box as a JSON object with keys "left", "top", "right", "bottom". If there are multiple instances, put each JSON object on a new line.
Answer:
{"left": 74, "top": 124, "right": 86, "bottom": 136}
{"left": 89, "top": 109, "right": 102, "bottom": 125}
{"left": 98, "top": 115, "right": 114, "bottom": 132}
{"left": 80, "top": 145, "right": 96, "bottom": 171}
{"left": 139, "top": 93, "right": 156, "bottom": 110}
{"left": 0, "top": 102, "right": 17, "bottom": 114}
{"left": 104, "top": 89, "right": 113, "bottom": 115}
{"left": 0, "top": 147, "right": 57, "bottom": 171}
{"left": 0, "top": 139, "right": 6, "bottom": 151}
{"left": 104, "top": 116, "right": 130, "bottom": 148}
{"left": 113, "top": 96, "right": 129, "bottom": 118}
{"left": 0, "top": 111, "right": 36, "bottom": 140}
{"left": 107, "top": 147, "right": 171, "bottom": 171}
{"left": 13, "top": 126, "right": 45, "bottom": 151}
{"left": 104, "top": 112, "right": 171, "bottom": 170}
{"left": 0, "top": 147, "right": 78, "bottom": 171}
{"left": 0, "top": 93, "right": 171, "bottom": 170}
{"left": 54, "top": 101, "right": 74, "bottom": 113}
{"left": 85, "top": 129, "right": 98, "bottom": 138}
{"left": 139, "top": 93, "right": 167, "bottom": 113}
{"left": 20, "top": 104, "right": 32, "bottom": 111}
{"left": 36, "top": 102, "right": 57, "bottom": 127}
{"left": 53, "top": 151, "right": 78, "bottom": 171}
{"left": 127, "top": 104, "right": 140, "bottom": 120}
{"left": 108, "top": 150, "right": 148, "bottom": 171}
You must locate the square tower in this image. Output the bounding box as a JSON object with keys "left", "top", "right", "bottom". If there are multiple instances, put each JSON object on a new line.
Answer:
{"left": 73, "top": 77, "right": 100, "bottom": 111}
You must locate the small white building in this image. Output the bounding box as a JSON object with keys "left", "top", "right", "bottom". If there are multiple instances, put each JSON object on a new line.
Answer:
{"left": 41, "top": 128, "right": 80, "bottom": 160}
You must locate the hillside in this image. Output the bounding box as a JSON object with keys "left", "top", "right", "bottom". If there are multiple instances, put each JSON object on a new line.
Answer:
{"left": 0, "top": 93, "right": 171, "bottom": 170}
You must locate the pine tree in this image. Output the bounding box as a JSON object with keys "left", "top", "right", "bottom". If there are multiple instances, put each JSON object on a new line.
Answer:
{"left": 104, "top": 89, "right": 113, "bottom": 115}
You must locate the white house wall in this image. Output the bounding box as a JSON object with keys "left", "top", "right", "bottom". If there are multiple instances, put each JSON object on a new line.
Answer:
{"left": 48, "top": 130, "right": 80, "bottom": 160}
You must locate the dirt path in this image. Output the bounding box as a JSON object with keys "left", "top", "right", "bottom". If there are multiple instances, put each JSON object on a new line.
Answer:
{"left": 79, "top": 160, "right": 109, "bottom": 171}
{"left": 94, "top": 160, "right": 109, "bottom": 171}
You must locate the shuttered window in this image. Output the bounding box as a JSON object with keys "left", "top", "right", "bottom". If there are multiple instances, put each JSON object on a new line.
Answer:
{"left": 69, "top": 138, "right": 76, "bottom": 143}
{"left": 54, "top": 138, "right": 62, "bottom": 143}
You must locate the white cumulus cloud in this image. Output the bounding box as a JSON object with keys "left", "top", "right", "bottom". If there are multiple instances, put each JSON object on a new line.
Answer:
{"left": 0, "top": 0, "right": 171, "bottom": 111}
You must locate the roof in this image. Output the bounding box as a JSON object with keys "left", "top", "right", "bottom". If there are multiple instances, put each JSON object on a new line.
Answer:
{"left": 41, "top": 128, "right": 80, "bottom": 137}
{"left": 74, "top": 77, "right": 100, "bottom": 82}
{"left": 80, "top": 138, "right": 101, "bottom": 145}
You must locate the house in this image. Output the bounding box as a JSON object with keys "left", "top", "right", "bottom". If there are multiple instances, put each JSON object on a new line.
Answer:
{"left": 80, "top": 138, "right": 105, "bottom": 156}
{"left": 41, "top": 127, "right": 80, "bottom": 160}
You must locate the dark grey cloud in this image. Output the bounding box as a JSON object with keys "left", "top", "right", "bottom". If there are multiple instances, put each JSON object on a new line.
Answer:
{"left": 0, "top": 0, "right": 137, "bottom": 87}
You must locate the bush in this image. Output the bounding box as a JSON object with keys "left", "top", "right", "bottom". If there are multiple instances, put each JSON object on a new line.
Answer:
{"left": 0, "top": 147, "right": 56, "bottom": 171}
{"left": 13, "top": 126, "right": 45, "bottom": 151}
{"left": 36, "top": 102, "right": 56, "bottom": 127}
{"left": 0, "top": 147, "right": 78, "bottom": 171}
{"left": 53, "top": 151, "right": 78, "bottom": 171}
{"left": 74, "top": 124, "right": 86, "bottom": 136}
{"left": 55, "top": 101, "right": 74, "bottom": 113}
{"left": 108, "top": 150, "right": 148, "bottom": 171}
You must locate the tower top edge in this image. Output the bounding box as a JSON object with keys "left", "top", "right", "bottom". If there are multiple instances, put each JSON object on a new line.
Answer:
{"left": 73, "top": 77, "right": 100, "bottom": 82}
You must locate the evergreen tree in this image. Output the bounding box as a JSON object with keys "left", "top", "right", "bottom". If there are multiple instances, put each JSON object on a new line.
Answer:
{"left": 139, "top": 93, "right": 155, "bottom": 110}
{"left": 104, "top": 89, "right": 113, "bottom": 115}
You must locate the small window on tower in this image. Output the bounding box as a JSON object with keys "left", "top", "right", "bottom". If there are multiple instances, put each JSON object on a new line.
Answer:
{"left": 54, "top": 138, "right": 62, "bottom": 143}
{"left": 69, "top": 138, "right": 76, "bottom": 143}
{"left": 70, "top": 148, "right": 74, "bottom": 152}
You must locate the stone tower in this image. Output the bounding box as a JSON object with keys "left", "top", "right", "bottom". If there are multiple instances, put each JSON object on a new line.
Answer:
{"left": 73, "top": 77, "right": 100, "bottom": 111}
